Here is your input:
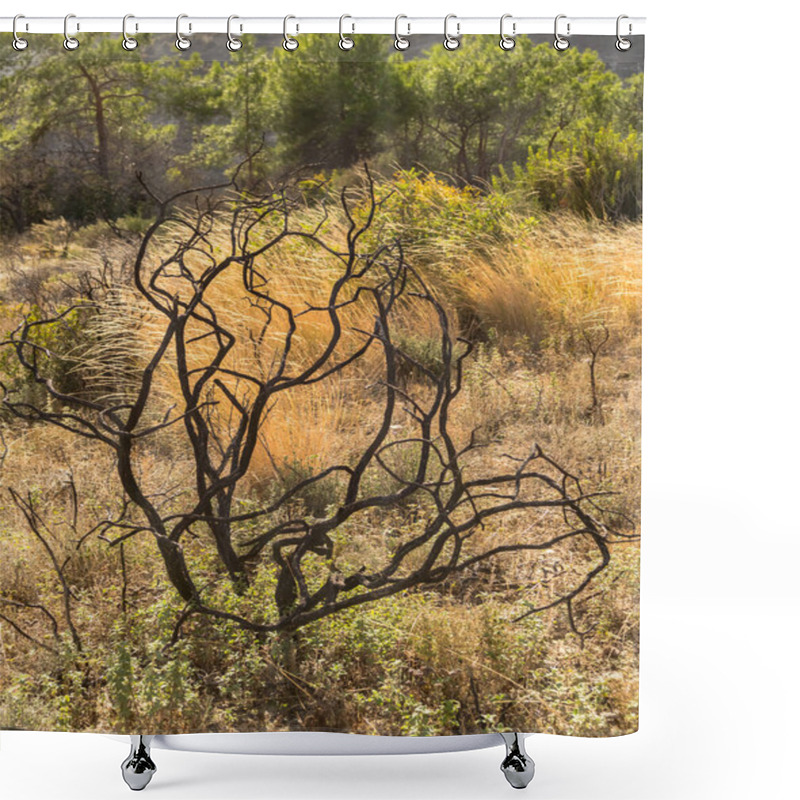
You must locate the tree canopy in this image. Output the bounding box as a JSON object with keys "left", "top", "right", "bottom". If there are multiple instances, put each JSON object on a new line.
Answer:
{"left": 0, "top": 34, "right": 643, "bottom": 233}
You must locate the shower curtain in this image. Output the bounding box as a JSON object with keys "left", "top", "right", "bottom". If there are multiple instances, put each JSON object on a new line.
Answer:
{"left": 0, "top": 30, "right": 642, "bottom": 740}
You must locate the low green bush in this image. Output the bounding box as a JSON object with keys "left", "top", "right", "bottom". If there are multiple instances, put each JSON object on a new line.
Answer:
{"left": 496, "top": 127, "right": 643, "bottom": 221}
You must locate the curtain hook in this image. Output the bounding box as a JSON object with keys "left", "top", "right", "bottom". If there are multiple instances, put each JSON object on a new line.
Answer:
{"left": 122, "top": 14, "right": 138, "bottom": 50}
{"left": 175, "top": 14, "right": 192, "bottom": 51}
{"left": 394, "top": 14, "right": 410, "bottom": 51}
{"left": 283, "top": 15, "right": 299, "bottom": 51}
{"left": 443, "top": 14, "right": 460, "bottom": 50}
{"left": 339, "top": 14, "right": 355, "bottom": 50}
{"left": 616, "top": 14, "right": 632, "bottom": 51}
{"left": 499, "top": 14, "right": 516, "bottom": 50}
{"left": 553, "top": 14, "right": 570, "bottom": 51}
{"left": 12, "top": 14, "right": 28, "bottom": 51}
{"left": 227, "top": 15, "right": 243, "bottom": 51}
{"left": 63, "top": 13, "right": 79, "bottom": 51}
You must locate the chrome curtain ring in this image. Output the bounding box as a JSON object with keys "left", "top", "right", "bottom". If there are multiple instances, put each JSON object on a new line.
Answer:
{"left": 616, "top": 14, "right": 632, "bottom": 51}
{"left": 394, "top": 14, "right": 410, "bottom": 51}
{"left": 12, "top": 14, "right": 28, "bottom": 51}
{"left": 122, "top": 14, "right": 138, "bottom": 50}
{"left": 283, "top": 15, "right": 299, "bottom": 51}
{"left": 443, "top": 14, "right": 460, "bottom": 50}
{"left": 175, "top": 14, "right": 192, "bottom": 50}
{"left": 227, "top": 15, "right": 243, "bottom": 51}
{"left": 339, "top": 14, "right": 355, "bottom": 50}
{"left": 63, "top": 13, "right": 79, "bottom": 50}
{"left": 499, "top": 14, "right": 516, "bottom": 50}
{"left": 553, "top": 14, "right": 570, "bottom": 51}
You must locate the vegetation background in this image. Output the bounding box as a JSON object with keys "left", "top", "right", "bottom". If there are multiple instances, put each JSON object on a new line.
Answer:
{"left": 0, "top": 32, "right": 642, "bottom": 737}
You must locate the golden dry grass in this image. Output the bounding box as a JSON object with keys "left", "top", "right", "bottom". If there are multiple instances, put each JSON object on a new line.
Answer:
{"left": 456, "top": 215, "right": 641, "bottom": 346}
{"left": 0, "top": 208, "right": 640, "bottom": 736}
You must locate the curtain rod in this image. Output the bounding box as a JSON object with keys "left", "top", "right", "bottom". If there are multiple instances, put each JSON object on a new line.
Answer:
{"left": 1, "top": 16, "right": 646, "bottom": 38}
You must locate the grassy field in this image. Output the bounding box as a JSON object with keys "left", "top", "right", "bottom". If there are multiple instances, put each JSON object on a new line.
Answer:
{"left": 0, "top": 174, "right": 640, "bottom": 737}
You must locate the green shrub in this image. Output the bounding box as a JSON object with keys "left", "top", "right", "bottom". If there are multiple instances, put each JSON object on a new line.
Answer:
{"left": 368, "top": 169, "right": 515, "bottom": 274}
{"left": 496, "top": 127, "right": 643, "bottom": 221}
{"left": 0, "top": 304, "right": 96, "bottom": 415}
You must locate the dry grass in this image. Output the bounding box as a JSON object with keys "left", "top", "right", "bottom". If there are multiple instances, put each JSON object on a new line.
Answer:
{"left": 456, "top": 216, "right": 641, "bottom": 346}
{"left": 0, "top": 207, "right": 640, "bottom": 737}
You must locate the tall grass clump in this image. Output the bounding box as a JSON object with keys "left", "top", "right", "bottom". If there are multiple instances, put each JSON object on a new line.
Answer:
{"left": 455, "top": 215, "right": 641, "bottom": 348}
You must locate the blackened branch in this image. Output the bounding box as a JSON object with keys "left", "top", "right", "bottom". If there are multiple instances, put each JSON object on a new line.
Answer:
{"left": 0, "top": 157, "right": 624, "bottom": 639}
